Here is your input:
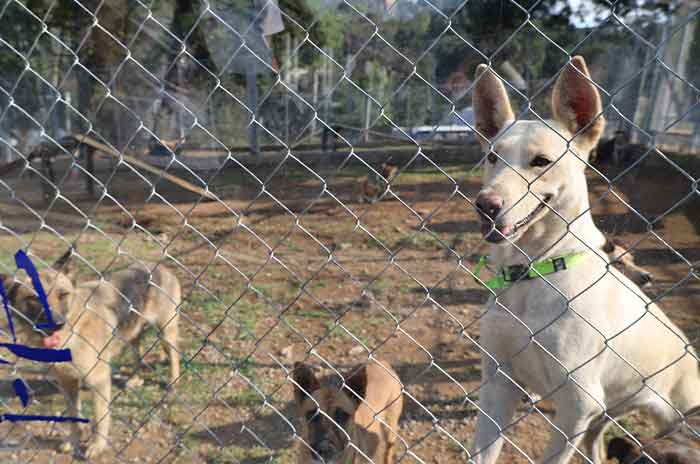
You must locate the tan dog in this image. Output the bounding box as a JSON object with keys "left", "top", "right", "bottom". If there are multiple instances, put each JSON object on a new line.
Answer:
{"left": 607, "top": 406, "right": 700, "bottom": 463}
{"left": 3, "top": 256, "right": 181, "bottom": 458}
{"left": 293, "top": 359, "right": 403, "bottom": 464}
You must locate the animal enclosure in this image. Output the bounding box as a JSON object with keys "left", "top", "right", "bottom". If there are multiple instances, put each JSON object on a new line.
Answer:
{"left": 0, "top": 1, "right": 699, "bottom": 463}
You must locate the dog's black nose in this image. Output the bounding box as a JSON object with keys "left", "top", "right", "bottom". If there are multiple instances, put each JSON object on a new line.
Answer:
{"left": 37, "top": 311, "right": 66, "bottom": 332}
{"left": 312, "top": 440, "right": 335, "bottom": 460}
{"left": 476, "top": 191, "right": 503, "bottom": 222}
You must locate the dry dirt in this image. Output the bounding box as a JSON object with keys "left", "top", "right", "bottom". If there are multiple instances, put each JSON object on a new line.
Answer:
{"left": 0, "top": 152, "right": 698, "bottom": 463}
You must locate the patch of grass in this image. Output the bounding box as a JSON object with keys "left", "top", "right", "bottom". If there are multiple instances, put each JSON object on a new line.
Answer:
{"left": 225, "top": 387, "right": 264, "bottom": 407}
{"left": 396, "top": 165, "right": 483, "bottom": 184}
{"left": 604, "top": 415, "right": 654, "bottom": 443}
{"left": 183, "top": 289, "right": 260, "bottom": 342}
{"left": 395, "top": 232, "right": 442, "bottom": 250}
{"left": 293, "top": 309, "right": 329, "bottom": 319}
{"left": 209, "top": 446, "right": 278, "bottom": 463}
{"left": 325, "top": 318, "right": 385, "bottom": 346}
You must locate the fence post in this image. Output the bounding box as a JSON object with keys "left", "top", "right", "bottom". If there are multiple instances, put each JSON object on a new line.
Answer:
{"left": 363, "top": 61, "right": 372, "bottom": 143}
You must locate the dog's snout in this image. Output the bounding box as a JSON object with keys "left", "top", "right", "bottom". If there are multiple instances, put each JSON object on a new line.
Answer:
{"left": 37, "top": 310, "right": 66, "bottom": 332}
{"left": 312, "top": 439, "right": 335, "bottom": 460}
{"left": 476, "top": 192, "right": 503, "bottom": 221}
{"left": 52, "top": 312, "right": 66, "bottom": 328}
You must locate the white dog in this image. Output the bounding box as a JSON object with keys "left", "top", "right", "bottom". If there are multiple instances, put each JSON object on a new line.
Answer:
{"left": 469, "top": 56, "right": 700, "bottom": 464}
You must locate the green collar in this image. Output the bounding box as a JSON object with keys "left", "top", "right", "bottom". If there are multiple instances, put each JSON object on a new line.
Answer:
{"left": 473, "top": 251, "right": 588, "bottom": 290}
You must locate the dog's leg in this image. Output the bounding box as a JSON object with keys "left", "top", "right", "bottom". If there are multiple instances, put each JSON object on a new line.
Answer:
{"left": 56, "top": 374, "right": 82, "bottom": 456}
{"left": 538, "top": 386, "right": 603, "bottom": 464}
{"left": 85, "top": 373, "right": 112, "bottom": 458}
{"left": 382, "top": 399, "right": 403, "bottom": 464}
{"left": 472, "top": 360, "right": 521, "bottom": 464}
{"left": 159, "top": 316, "right": 180, "bottom": 385}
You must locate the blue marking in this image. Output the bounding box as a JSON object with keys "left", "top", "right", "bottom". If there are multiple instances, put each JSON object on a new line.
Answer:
{"left": 0, "top": 251, "right": 87, "bottom": 425}
{"left": 0, "top": 279, "right": 16, "bottom": 342}
{"left": 12, "top": 379, "right": 28, "bottom": 407}
{"left": 14, "top": 250, "right": 57, "bottom": 330}
{"left": 0, "top": 344, "right": 72, "bottom": 362}
{"left": 1, "top": 414, "right": 89, "bottom": 423}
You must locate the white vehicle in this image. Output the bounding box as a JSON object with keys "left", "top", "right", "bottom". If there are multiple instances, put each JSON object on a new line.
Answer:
{"left": 393, "top": 106, "right": 475, "bottom": 141}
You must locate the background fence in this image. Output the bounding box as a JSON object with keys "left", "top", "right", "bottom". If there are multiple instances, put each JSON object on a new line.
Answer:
{"left": 0, "top": 0, "right": 699, "bottom": 463}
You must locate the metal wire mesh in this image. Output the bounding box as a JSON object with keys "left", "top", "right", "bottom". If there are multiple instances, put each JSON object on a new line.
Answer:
{"left": 0, "top": 0, "right": 699, "bottom": 463}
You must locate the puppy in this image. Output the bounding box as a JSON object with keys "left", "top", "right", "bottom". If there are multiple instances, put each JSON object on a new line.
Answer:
{"left": 293, "top": 359, "right": 403, "bottom": 464}
{"left": 607, "top": 406, "right": 700, "bottom": 463}
{"left": 3, "top": 257, "right": 181, "bottom": 458}
{"left": 603, "top": 237, "right": 653, "bottom": 288}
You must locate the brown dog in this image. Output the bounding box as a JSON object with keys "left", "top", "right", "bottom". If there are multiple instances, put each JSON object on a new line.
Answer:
{"left": 293, "top": 359, "right": 403, "bottom": 464}
{"left": 607, "top": 406, "right": 700, "bottom": 463}
{"left": 603, "top": 237, "right": 653, "bottom": 288}
{"left": 360, "top": 163, "right": 398, "bottom": 203}
{"left": 3, "top": 255, "right": 181, "bottom": 458}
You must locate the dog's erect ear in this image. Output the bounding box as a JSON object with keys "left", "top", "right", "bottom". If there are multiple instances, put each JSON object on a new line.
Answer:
{"left": 552, "top": 56, "right": 605, "bottom": 153}
{"left": 52, "top": 244, "right": 77, "bottom": 279}
{"left": 344, "top": 365, "right": 368, "bottom": 405}
{"left": 293, "top": 363, "right": 320, "bottom": 405}
{"left": 473, "top": 64, "right": 515, "bottom": 150}
{"left": 0, "top": 274, "right": 17, "bottom": 300}
{"left": 607, "top": 436, "right": 641, "bottom": 463}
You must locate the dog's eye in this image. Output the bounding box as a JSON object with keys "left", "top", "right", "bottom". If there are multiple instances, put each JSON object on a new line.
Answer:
{"left": 306, "top": 410, "right": 320, "bottom": 422}
{"left": 486, "top": 152, "right": 498, "bottom": 165}
{"left": 530, "top": 155, "right": 551, "bottom": 167}
{"left": 334, "top": 409, "right": 350, "bottom": 424}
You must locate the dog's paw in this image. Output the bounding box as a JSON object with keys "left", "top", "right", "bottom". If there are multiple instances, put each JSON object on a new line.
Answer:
{"left": 85, "top": 440, "right": 107, "bottom": 459}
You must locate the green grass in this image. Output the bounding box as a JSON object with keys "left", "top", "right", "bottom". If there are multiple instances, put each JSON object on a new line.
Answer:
{"left": 207, "top": 445, "right": 291, "bottom": 463}
{"left": 603, "top": 415, "right": 654, "bottom": 443}
{"left": 395, "top": 232, "right": 442, "bottom": 250}
{"left": 320, "top": 163, "right": 481, "bottom": 183}
{"left": 0, "top": 233, "right": 162, "bottom": 279}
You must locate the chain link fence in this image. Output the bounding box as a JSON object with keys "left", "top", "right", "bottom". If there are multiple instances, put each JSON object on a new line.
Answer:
{"left": 0, "top": 0, "right": 699, "bottom": 463}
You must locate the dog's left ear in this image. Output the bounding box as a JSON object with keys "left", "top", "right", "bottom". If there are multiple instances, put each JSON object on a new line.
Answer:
{"left": 292, "top": 363, "right": 320, "bottom": 405}
{"left": 344, "top": 365, "right": 368, "bottom": 405}
{"left": 552, "top": 56, "right": 605, "bottom": 154}
{"left": 607, "top": 436, "right": 641, "bottom": 463}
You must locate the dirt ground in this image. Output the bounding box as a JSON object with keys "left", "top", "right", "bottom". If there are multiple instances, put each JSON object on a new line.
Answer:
{"left": 0, "top": 149, "right": 698, "bottom": 463}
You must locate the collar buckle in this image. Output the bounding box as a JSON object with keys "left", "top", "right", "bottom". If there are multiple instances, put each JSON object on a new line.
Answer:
{"left": 552, "top": 257, "right": 567, "bottom": 271}
{"left": 505, "top": 264, "right": 529, "bottom": 282}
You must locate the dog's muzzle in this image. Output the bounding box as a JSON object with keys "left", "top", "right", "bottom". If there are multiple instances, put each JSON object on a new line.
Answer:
{"left": 36, "top": 311, "right": 66, "bottom": 334}
{"left": 312, "top": 439, "right": 337, "bottom": 461}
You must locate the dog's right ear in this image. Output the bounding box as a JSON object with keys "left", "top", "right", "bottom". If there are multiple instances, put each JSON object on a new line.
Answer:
{"left": 607, "top": 436, "right": 641, "bottom": 463}
{"left": 53, "top": 244, "right": 77, "bottom": 279}
{"left": 344, "top": 365, "right": 368, "bottom": 405}
{"left": 292, "top": 363, "right": 320, "bottom": 405}
{"left": 472, "top": 64, "right": 515, "bottom": 151}
{"left": 0, "top": 273, "right": 17, "bottom": 297}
